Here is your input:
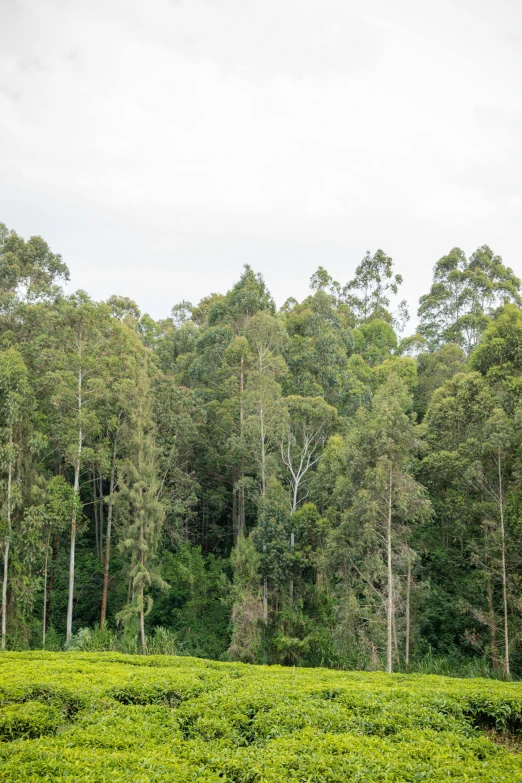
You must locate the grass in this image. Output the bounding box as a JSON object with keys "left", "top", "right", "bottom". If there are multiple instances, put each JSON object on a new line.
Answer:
{"left": 0, "top": 652, "right": 521, "bottom": 781}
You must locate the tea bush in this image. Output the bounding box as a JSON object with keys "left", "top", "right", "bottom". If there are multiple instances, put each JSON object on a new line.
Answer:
{"left": 0, "top": 652, "right": 521, "bottom": 781}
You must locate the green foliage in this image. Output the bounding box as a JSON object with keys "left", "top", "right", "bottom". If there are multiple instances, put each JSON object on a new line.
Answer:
{"left": 64, "top": 626, "right": 184, "bottom": 656}
{"left": 470, "top": 304, "right": 522, "bottom": 413}
{"left": 0, "top": 223, "right": 69, "bottom": 307}
{"left": 418, "top": 246, "right": 521, "bottom": 353}
{"left": 1, "top": 654, "right": 522, "bottom": 781}
{"left": 0, "top": 701, "right": 62, "bottom": 741}
{"left": 228, "top": 533, "right": 264, "bottom": 663}
{"left": 116, "top": 367, "right": 167, "bottom": 645}
{"left": 353, "top": 318, "right": 398, "bottom": 365}
{"left": 343, "top": 249, "right": 409, "bottom": 328}
{"left": 0, "top": 348, "right": 31, "bottom": 428}
{"left": 2, "top": 218, "right": 522, "bottom": 685}
{"left": 414, "top": 343, "right": 468, "bottom": 419}
{"left": 221, "top": 264, "right": 276, "bottom": 326}
{"left": 149, "top": 545, "right": 230, "bottom": 659}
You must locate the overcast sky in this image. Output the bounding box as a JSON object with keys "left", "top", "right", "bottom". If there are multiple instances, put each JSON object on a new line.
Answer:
{"left": 1, "top": 0, "right": 521, "bottom": 326}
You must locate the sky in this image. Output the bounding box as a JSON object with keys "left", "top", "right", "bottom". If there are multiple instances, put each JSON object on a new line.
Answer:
{"left": 1, "top": 0, "right": 521, "bottom": 327}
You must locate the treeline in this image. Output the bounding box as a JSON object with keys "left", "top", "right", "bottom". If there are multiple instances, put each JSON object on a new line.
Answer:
{"left": 1, "top": 223, "right": 522, "bottom": 677}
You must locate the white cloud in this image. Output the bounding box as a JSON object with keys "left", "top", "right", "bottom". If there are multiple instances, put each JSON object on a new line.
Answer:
{"left": 0, "top": 0, "right": 521, "bottom": 321}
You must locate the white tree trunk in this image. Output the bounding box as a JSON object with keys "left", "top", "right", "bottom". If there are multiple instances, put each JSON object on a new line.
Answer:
{"left": 498, "top": 449, "right": 510, "bottom": 678}
{"left": 1, "top": 542, "right": 9, "bottom": 651}
{"left": 42, "top": 529, "right": 51, "bottom": 648}
{"left": 98, "top": 472, "right": 104, "bottom": 561}
{"left": 239, "top": 357, "right": 245, "bottom": 535}
{"left": 1, "top": 431, "right": 13, "bottom": 651}
{"left": 93, "top": 472, "right": 99, "bottom": 558}
{"left": 289, "top": 530, "right": 294, "bottom": 604}
{"left": 386, "top": 467, "right": 393, "bottom": 674}
{"left": 405, "top": 557, "right": 411, "bottom": 670}
{"left": 66, "top": 369, "right": 82, "bottom": 643}
{"left": 259, "top": 349, "right": 268, "bottom": 624}
{"left": 100, "top": 432, "right": 118, "bottom": 629}
{"left": 139, "top": 521, "right": 147, "bottom": 655}
{"left": 259, "top": 399, "right": 266, "bottom": 496}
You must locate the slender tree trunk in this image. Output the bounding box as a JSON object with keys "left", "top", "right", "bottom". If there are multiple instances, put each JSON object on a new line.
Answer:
{"left": 392, "top": 602, "right": 398, "bottom": 654}
{"left": 139, "top": 504, "right": 147, "bottom": 655}
{"left": 98, "top": 472, "right": 104, "bottom": 561}
{"left": 289, "top": 461, "right": 299, "bottom": 602}
{"left": 292, "top": 483, "right": 298, "bottom": 514}
{"left": 42, "top": 528, "right": 51, "bottom": 648}
{"left": 201, "top": 499, "right": 207, "bottom": 552}
{"left": 1, "top": 539, "right": 10, "bottom": 652}
{"left": 484, "top": 523, "right": 499, "bottom": 671}
{"left": 263, "top": 529, "right": 268, "bottom": 624}
{"left": 497, "top": 449, "right": 510, "bottom": 678}
{"left": 47, "top": 534, "right": 59, "bottom": 632}
{"left": 232, "top": 480, "right": 238, "bottom": 545}
{"left": 258, "top": 347, "right": 267, "bottom": 495}
{"left": 100, "top": 433, "right": 118, "bottom": 629}
{"left": 137, "top": 411, "right": 147, "bottom": 656}
{"left": 289, "top": 530, "right": 295, "bottom": 605}
{"left": 235, "top": 354, "right": 246, "bottom": 539}
{"left": 259, "top": 399, "right": 266, "bottom": 495}
{"left": 405, "top": 558, "right": 411, "bottom": 670}
{"left": 238, "top": 484, "right": 245, "bottom": 537}
{"left": 1, "top": 430, "right": 13, "bottom": 651}
{"left": 66, "top": 368, "right": 82, "bottom": 643}
{"left": 93, "top": 471, "right": 99, "bottom": 559}
{"left": 232, "top": 469, "right": 243, "bottom": 545}
{"left": 386, "top": 467, "right": 393, "bottom": 674}
{"left": 240, "top": 355, "right": 244, "bottom": 434}
{"left": 259, "top": 353, "right": 268, "bottom": 623}
{"left": 139, "top": 587, "right": 146, "bottom": 655}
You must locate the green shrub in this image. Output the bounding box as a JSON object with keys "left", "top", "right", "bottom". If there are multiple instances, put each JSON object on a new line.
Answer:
{"left": 64, "top": 625, "right": 186, "bottom": 656}
{"left": 0, "top": 652, "right": 521, "bottom": 781}
{"left": 0, "top": 702, "right": 62, "bottom": 741}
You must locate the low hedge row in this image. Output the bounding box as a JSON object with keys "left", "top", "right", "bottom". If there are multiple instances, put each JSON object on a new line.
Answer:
{"left": 0, "top": 652, "right": 521, "bottom": 781}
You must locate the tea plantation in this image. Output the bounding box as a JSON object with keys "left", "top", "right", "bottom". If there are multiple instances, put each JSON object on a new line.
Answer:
{"left": 1, "top": 653, "right": 521, "bottom": 782}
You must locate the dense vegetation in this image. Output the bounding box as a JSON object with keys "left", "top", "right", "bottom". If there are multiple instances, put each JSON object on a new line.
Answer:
{"left": 1, "top": 652, "right": 522, "bottom": 781}
{"left": 1, "top": 222, "right": 522, "bottom": 677}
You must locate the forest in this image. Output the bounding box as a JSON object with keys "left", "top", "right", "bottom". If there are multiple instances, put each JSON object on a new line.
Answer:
{"left": 1, "top": 221, "right": 522, "bottom": 678}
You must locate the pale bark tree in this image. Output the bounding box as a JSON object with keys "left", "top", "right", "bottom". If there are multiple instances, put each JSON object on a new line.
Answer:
{"left": 470, "top": 409, "right": 514, "bottom": 678}
{"left": 66, "top": 365, "right": 82, "bottom": 643}
{"left": 0, "top": 348, "right": 30, "bottom": 650}
{"left": 244, "top": 313, "right": 287, "bottom": 625}
{"left": 98, "top": 316, "right": 147, "bottom": 629}
{"left": 100, "top": 423, "right": 119, "bottom": 629}
{"left": 386, "top": 467, "right": 393, "bottom": 674}
{"left": 30, "top": 476, "right": 75, "bottom": 647}
{"left": 497, "top": 449, "right": 510, "bottom": 679}
{"left": 280, "top": 395, "right": 337, "bottom": 512}
{"left": 49, "top": 294, "right": 111, "bottom": 642}
{"left": 346, "top": 376, "right": 429, "bottom": 672}
{"left": 279, "top": 395, "right": 337, "bottom": 602}
{"left": 1, "top": 431, "right": 13, "bottom": 651}
{"left": 245, "top": 312, "right": 287, "bottom": 496}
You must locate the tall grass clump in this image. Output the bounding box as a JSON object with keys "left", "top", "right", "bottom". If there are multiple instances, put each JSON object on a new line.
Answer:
{"left": 64, "top": 626, "right": 185, "bottom": 656}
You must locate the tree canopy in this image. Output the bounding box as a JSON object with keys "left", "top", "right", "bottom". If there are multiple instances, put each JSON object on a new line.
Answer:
{"left": 1, "top": 223, "right": 521, "bottom": 678}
